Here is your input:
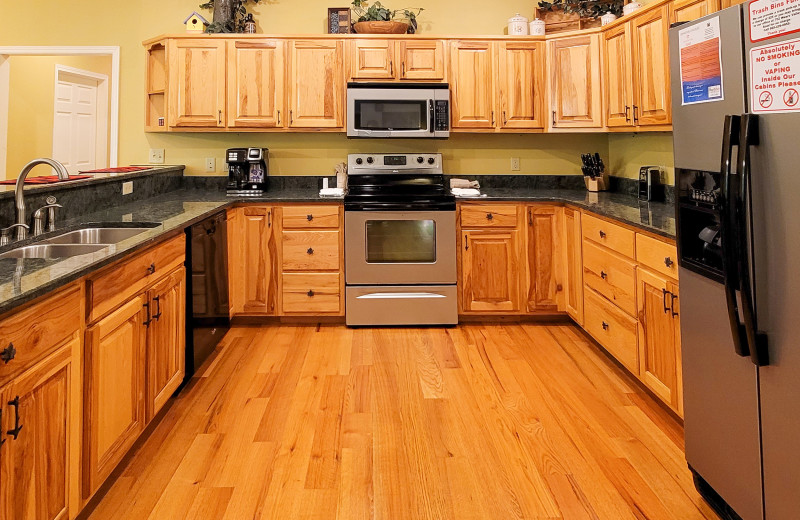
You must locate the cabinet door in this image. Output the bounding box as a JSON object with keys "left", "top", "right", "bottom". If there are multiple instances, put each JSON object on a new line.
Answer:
{"left": 450, "top": 41, "right": 496, "bottom": 129}
{"left": 84, "top": 296, "right": 147, "bottom": 496}
{"left": 637, "top": 268, "right": 682, "bottom": 414}
{"left": 525, "top": 205, "right": 564, "bottom": 312}
{"left": 350, "top": 40, "right": 396, "bottom": 80}
{"left": 603, "top": 24, "right": 635, "bottom": 128}
{"left": 0, "top": 338, "right": 77, "bottom": 520}
{"left": 461, "top": 229, "right": 521, "bottom": 312}
{"left": 288, "top": 40, "right": 345, "bottom": 128}
{"left": 229, "top": 207, "right": 278, "bottom": 316}
{"left": 398, "top": 40, "right": 445, "bottom": 80}
{"left": 548, "top": 35, "right": 603, "bottom": 129}
{"left": 498, "top": 41, "right": 546, "bottom": 130}
{"left": 720, "top": 0, "right": 745, "bottom": 8}
{"left": 146, "top": 267, "right": 186, "bottom": 421}
{"left": 227, "top": 39, "right": 285, "bottom": 128}
{"left": 168, "top": 39, "right": 226, "bottom": 128}
{"left": 671, "top": 0, "right": 720, "bottom": 24}
{"left": 564, "top": 207, "right": 584, "bottom": 325}
{"left": 631, "top": 6, "right": 672, "bottom": 127}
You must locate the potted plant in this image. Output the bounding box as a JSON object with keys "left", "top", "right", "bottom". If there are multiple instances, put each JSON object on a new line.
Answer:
{"left": 537, "top": 0, "right": 624, "bottom": 20}
{"left": 199, "top": 0, "right": 262, "bottom": 33}
{"left": 350, "top": 0, "right": 424, "bottom": 34}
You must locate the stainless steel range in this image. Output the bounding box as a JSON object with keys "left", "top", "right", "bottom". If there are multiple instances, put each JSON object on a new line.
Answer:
{"left": 344, "top": 153, "right": 457, "bottom": 326}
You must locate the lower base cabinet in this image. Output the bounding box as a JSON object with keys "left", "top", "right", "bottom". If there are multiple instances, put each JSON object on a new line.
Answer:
{"left": 461, "top": 228, "right": 522, "bottom": 313}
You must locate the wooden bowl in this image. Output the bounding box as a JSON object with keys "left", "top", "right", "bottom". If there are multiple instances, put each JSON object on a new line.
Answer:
{"left": 352, "top": 21, "right": 409, "bottom": 34}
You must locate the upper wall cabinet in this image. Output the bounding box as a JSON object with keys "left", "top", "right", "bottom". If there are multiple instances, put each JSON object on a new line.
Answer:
{"left": 450, "top": 41, "right": 496, "bottom": 130}
{"left": 603, "top": 24, "right": 634, "bottom": 128}
{"left": 670, "top": 0, "right": 720, "bottom": 24}
{"left": 227, "top": 40, "right": 285, "bottom": 128}
{"left": 288, "top": 40, "right": 345, "bottom": 129}
{"left": 548, "top": 34, "right": 603, "bottom": 130}
{"left": 350, "top": 40, "right": 396, "bottom": 79}
{"left": 349, "top": 39, "right": 446, "bottom": 81}
{"left": 168, "top": 39, "right": 227, "bottom": 128}
{"left": 399, "top": 40, "right": 446, "bottom": 80}
{"left": 498, "top": 41, "right": 546, "bottom": 130}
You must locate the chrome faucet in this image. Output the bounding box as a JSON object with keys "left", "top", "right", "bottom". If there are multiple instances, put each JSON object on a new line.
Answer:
{"left": 14, "top": 159, "right": 69, "bottom": 240}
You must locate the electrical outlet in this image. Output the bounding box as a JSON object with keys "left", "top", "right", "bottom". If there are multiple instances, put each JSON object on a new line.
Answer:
{"left": 149, "top": 148, "right": 165, "bottom": 164}
{"left": 122, "top": 181, "right": 133, "bottom": 195}
{"left": 205, "top": 158, "right": 216, "bottom": 173}
{"left": 511, "top": 157, "right": 521, "bottom": 171}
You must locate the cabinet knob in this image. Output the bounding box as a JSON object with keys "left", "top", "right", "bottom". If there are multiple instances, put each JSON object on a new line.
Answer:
{"left": 599, "top": 230, "right": 606, "bottom": 239}
{"left": 307, "top": 290, "right": 315, "bottom": 297}
{"left": 0, "top": 343, "right": 15, "bottom": 364}
{"left": 486, "top": 213, "right": 493, "bottom": 221}
{"left": 600, "top": 271, "right": 607, "bottom": 280}
{"left": 147, "top": 263, "right": 156, "bottom": 275}
{"left": 307, "top": 214, "right": 314, "bottom": 222}
{"left": 307, "top": 248, "right": 314, "bottom": 255}
{"left": 664, "top": 257, "right": 675, "bottom": 268}
{"left": 601, "top": 321, "right": 609, "bottom": 331}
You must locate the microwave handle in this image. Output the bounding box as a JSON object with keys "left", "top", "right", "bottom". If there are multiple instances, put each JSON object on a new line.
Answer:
{"left": 429, "top": 100, "right": 435, "bottom": 133}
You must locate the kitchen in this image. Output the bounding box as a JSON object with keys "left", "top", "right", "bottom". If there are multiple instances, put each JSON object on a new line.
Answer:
{"left": 0, "top": 0, "right": 796, "bottom": 519}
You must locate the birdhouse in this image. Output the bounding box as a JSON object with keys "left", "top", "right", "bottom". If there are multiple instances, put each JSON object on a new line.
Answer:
{"left": 183, "top": 11, "right": 209, "bottom": 33}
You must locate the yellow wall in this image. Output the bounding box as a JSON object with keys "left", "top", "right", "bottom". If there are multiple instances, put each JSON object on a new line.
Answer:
{"left": 608, "top": 133, "right": 675, "bottom": 184}
{"left": 4, "top": 55, "right": 112, "bottom": 179}
{"left": 1, "top": 0, "right": 669, "bottom": 180}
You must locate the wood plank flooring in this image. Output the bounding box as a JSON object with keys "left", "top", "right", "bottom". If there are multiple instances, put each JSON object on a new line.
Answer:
{"left": 83, "top": 324, "right": 718, "bottom": 520}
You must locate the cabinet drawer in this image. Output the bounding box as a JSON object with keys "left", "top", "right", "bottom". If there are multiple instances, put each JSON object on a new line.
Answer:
{"left": 282, "top": 231, "right": 340, "bottom": 271}
{"left": 584, "top": 287, "right": 639, "bottom": 374}
{"left": 282, "top": 205, "right": 340, "bottom": 229}
{"left": 636, "top": 234, "right": 678, "bottom": 280}
{"left": 282, "top": 273, "right": 341, "bottom": 314}
{"left": 0, "top": 283, "right": 81, "bottom": 386}
{"left": 460, "top": 204, "right": 519, "bottom": 228}
{"left": 87, "top": 235, "right": 185, "bottom": 322}
{"left": 582, "top": 213, "right": 635, "bottom": 258}
{"left": 583, "top": 240, "right": 637, "bottom": 316}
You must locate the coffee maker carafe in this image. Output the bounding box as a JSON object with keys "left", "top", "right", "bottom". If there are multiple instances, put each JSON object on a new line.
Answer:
{"left": 226, "top": 148, "right": 268, "bottom": 196}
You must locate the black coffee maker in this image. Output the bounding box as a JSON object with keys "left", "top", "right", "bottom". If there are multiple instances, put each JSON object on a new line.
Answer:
{"left": 226, "top": 148, "right": 268, "bottom": 196}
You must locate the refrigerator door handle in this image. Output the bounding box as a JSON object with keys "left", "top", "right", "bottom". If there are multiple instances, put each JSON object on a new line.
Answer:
{"left": 736, "top": 113, "right": 769, "bottom": 366}
{"left": 720, "top": 114, "right": 750, "bottom": 358}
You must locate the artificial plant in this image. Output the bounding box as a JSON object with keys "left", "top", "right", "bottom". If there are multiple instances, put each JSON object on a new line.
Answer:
{"left": 199, "top": 0, "right": 262, "bottom": 33}
{"left": 351, "top": 0, "right": 424, "bottom": 33}
{"left": 537, "top": 0, "right": 624, "bottom": 18}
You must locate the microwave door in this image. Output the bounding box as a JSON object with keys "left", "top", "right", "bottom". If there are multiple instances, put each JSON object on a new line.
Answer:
{"left": 347, "top": 87, "right": 437, "bottom": 138}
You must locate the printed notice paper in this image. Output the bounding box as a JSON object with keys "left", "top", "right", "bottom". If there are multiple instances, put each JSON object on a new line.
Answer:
{"left": 750, "top": 0, "right": 800, "bottom": 43}
{"left": 751, "top": 37, "right": 800, "bottom": 113}
{"left": 679, "top": 16, "right": 725, "bottom": 105}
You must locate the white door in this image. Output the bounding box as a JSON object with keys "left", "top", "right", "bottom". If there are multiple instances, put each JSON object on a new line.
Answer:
{"left": 53, "top": 70, "right": 101, "bottom": 174}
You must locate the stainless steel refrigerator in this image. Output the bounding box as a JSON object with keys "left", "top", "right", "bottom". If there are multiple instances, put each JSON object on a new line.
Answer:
{"left": 670, "top": 4, "right": 800, "bottom": 520}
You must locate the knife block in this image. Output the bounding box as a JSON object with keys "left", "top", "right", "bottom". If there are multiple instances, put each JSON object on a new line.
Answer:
{"left": 584, "top": 172, "right": 610, "bottom": 192}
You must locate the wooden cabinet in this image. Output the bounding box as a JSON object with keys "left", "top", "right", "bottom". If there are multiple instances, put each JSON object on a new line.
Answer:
{"left": 603, "top": 24, "right": 634, "bottom": 128}
{"left": 720, "top": 0, "right": 745, "bottom": 8}
{"left": 498, "top": 41, "right": 546, "bottom": 130}
{"left": 548, "top": 34, "right": 603, "bottom": 129}
{"left": 525, "top": 205, "right": 564, "bottom": 312}
{"left": 167, "top": 39, "right": 226, "bottom": 128}
{"left": 84, "top": 295, "right": 148, "bottom": 497}
{"left": 145, "top": 41, "right": 167, "bottom": 131}
{"left": 631, "top": 6, "right": 672, "bottom": 127}
{"left": 350, "top": 39, "right": 445, "bottom": 81}
{"left": 563, "top": 207, "right": 584, "bottom": 325}
{"left": 227, "top": 39, "right": 285, "bottom": 128}
{"left": 398, "top": 40, "right": 445, "bottom": 80}
{"left": 146, "top": 267, "right": 186, "bottom": 421}
{"left": 288, "top": 40, "right": 345, "bottom": 128}
{"left": 350, "top": 39, "right": 396, "bottom": 79}
{"left": 0, "top": 337, "right": 79, "bottom": 520}
{"left": 637, "top": 268, "right": 682, "bottom": 415}
{"left": 450, "top": 41, "right": 496, "bottom": 129}
{"left": 461, "top": 229, "right": 522, "bottom": 313}
{"left": 671, "top": 0, "right": 720, "bottom": 24}
{"left": 228, "top": 206, "right": 278, "bottom": 316}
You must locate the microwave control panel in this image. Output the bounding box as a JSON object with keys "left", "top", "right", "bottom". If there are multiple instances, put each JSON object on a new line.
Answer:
{"left": 434, "top": 101, "right": 450, "bottom": 131}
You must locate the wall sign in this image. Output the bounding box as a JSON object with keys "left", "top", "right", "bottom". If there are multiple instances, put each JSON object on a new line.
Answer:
{"left": 750, "top": 0, "right": 800, "bottom": 43}
{"left": 750, "top": 37, "right": 800, "bottom": 113}
{"left": 679, "top": 16, "right": 725, "bottom": 105}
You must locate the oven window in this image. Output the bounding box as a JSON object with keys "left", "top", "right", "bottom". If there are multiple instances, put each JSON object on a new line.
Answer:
{"left": 355, "top": 100, "right": 427, "bottom": 131}
{"left": 365, "top": 220, "right": 436, "bottom": 263}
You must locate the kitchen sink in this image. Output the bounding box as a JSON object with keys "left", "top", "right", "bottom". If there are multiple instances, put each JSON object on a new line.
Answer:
{"left": 41, "top": 227, "right": 155, "bottom": 245}
{"left": 0, "top": 244, "right": 109, "bottom": 259}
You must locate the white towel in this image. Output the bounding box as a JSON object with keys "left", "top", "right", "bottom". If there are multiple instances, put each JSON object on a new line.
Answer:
{"left": 452, "top": 188, "right": 482, "bottom": 197}
{"left": 319, "top": 187, "right": 345, "bottom": 198}
{"left": 450, "top": 178, "right": 481, "bottom": 189}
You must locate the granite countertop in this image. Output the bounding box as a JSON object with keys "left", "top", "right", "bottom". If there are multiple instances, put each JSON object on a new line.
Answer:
{"left": 0, "top": 185, "right": 674, "bottom": 315}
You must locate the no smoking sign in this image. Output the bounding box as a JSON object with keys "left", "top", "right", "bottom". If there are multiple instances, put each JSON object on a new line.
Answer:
{"left": 751, "top": 37, "right": 800, "bottom": 114}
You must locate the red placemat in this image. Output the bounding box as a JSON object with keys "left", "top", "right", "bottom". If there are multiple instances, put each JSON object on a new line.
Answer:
{"left": 0, "top": 175, "right": 92, "bottom": 186}
{"left": 79, "top": 166, "right": 150, "bottom": 174}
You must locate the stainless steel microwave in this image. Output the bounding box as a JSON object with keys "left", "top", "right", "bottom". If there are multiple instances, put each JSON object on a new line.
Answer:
{"left": 346, "top": 83, "right": 450, "bottom": 138}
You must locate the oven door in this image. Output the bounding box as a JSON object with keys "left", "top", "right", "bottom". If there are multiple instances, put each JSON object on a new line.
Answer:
{"left": 345, "top": 210, "right": 456, "bottom": 285}
{"left": 347, "top": 86, "right": 448, "bottom": 138}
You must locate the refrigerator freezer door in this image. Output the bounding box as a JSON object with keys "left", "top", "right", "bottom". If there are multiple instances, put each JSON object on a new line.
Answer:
{"left": 669, "top": 6, "right": 748, "bottom": 172}
{"left": 680, "top": 268, "right": 763, "bottom": 520}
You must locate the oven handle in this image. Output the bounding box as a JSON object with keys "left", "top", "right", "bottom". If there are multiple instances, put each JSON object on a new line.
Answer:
{"left": 356, "top": 292, "right": 448, "bottom": 300}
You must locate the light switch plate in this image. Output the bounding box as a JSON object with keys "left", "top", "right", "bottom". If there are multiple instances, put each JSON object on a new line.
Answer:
{"left": 511, "top": 157, "right": 520, "bottom": 171}
{"left": 205, "top": 158, "right": 216, "bottom": 173}
{"left": 122, "top": 181, "right": 133, "bottom": 195}
{"left": 149, "top": 149, "right": 165, "bottom": 164}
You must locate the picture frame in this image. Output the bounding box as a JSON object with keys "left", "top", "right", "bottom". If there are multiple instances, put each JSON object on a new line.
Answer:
{"left": 328, "top": 7, "right": 352, "bottom": 34}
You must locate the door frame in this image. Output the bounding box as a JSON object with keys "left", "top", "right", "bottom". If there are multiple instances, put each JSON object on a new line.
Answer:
{"left": 53, "top": 64, "right": 109, "bottom": 173}
{"left": 0, "top": 46, "right": 119, "bottom": 178}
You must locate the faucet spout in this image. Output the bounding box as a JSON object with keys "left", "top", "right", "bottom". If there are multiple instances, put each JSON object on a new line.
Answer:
{"left": 14, "top": 158, "right": 69, "bottom": 241}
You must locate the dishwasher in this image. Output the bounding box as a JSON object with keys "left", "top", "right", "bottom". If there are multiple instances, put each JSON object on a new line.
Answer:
{"left": 185, "top": 211, "right": 230, "bottom": 380}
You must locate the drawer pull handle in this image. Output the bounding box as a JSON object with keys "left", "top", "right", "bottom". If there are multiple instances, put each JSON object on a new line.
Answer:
{"left": 664, "top": 257, "right": 675, "bottom": 268}
{"left": 307, "top": 214, "right": 314, "bottom": 222}
{"left": 147, "top": 263, "right": 156, "bottom": 275}
{"left": 0, "top": 343, "right": 15, "bottom": 364}
{"left": 143, "top": 301, "right": 152, "bottom": 327}
{"left": 600, "top": 271, "right": 608, "bottom": 280}
{"left": 599, "top": 230, "right": 606, "bottom": 239}
{"left": 7, "top": 396, "right": 22, "bottom": 440}
{"left": 486, "top": 213, "right": 493, "bottom": 221}
{"left": 153, "top": 296, "right": 162, "bottom": 321}
{"left": 307, "top": 248, "right": 314, "bottom": 255}
{"left": 601, "top": 321, "right": 609, "bottom": 331}
{"left": 307, "top": 290, "right": 315, "bottom": 297}
{"left": 670, "top": 293, "right": 679, "bottom": 318}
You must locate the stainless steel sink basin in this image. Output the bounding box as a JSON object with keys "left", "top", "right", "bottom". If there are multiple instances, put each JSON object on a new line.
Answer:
{"left": 0, "top": 244, "right": 108, "bottom": 259}
{"left": 42, "top": 227, "right": 154, "bottom": 245}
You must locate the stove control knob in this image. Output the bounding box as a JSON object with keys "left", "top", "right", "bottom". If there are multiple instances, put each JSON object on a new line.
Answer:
{"left": 366, "top": 157, "right": 374, "bottom": 164}
{"left": 417, "top": 156, "right": 425, "bottom": 164}
{"left": 355, "top": 157, "right": 363, "bottom": 165}
{"left": 428, "top": 157, "right": 436, "bottom": 165}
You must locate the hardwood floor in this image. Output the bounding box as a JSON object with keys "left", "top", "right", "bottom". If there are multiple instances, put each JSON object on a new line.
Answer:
{"left": 83, "top": 324, "right": 718, "bottom": 520}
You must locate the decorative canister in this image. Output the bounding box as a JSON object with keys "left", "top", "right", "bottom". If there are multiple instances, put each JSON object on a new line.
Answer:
{"left": 508, "top": 13, "right": 529, "bottom": 35}
{"left": 529, "top": 18, "right": 546, "bottom": 36}
{"left": 600, "top": 12, "right": 617, "bottom": 25}
{"left": 623, "top": 2, "right": 643, "bottom": 16}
